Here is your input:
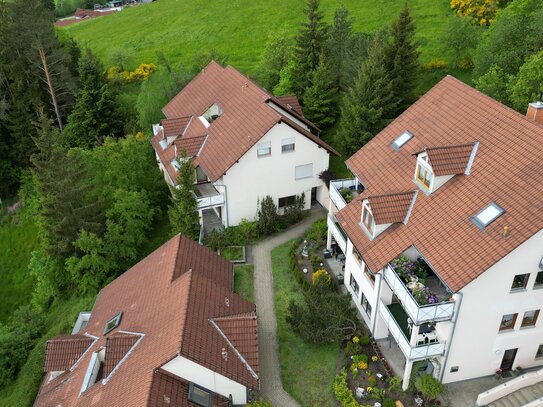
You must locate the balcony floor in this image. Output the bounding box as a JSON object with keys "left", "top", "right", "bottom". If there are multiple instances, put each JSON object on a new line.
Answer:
{"left": 388, "top": 303, "right": 410, "bottom": 338}
{"left": 195, "top": 182, "right": 220, "bottom": 197}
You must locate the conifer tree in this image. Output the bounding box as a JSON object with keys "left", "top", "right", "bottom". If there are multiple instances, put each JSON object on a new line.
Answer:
{"left": 290, "top": 0, "right": 329, "bottom": 99}
{"left": 303, "top": 54, "right": 337, "bottom": 128}
{"left": 326, "top": 6, "right": 354, "bottom": 92}
{"left": 168, "top": 154, "right": 200, "bottom": 241}
{"left": 337, "top": 43, "right": 397, "bottom": 156}
{"left": 385, "top": 4, "right": 420, "bottom": 115}
{"left": 63, "top": 49, "right": 123, "bottom": 148}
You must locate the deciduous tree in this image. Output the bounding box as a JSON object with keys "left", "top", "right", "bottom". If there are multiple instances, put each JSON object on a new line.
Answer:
{"left": 258, "top": 30, "right": 293, "bottom": 91}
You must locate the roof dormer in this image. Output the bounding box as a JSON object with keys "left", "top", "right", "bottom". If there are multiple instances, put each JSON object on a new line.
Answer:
{"left": 414, "top": 142, "right": 479, "bottom": 193}
{"left": 200, "top": 103, "right": 223, "bottom": 127}
{"left": 360, "top": 191, "right": 418, "bottom": 240}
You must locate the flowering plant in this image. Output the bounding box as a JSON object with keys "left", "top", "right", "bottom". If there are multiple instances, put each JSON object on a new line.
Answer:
{"left": 366, "top": 386, "right": 373, "bottom": 393}
{"left": 390, "top": 256, "right": 427, "bottom": 284}
{"left": 371, "top": 355, "right": 379, "bottom": 362}
{"left": 412, "top": 286, "right": 440, "bottom": 305}
{"left": 352, "top": 336, "right": 360, "bottom": 344}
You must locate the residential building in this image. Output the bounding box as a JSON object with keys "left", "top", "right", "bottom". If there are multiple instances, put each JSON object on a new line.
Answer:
{"left": 327, "top": 76, "right": 543, "bottom": 391}
{"left": 34, "top": 235, "right": 259, "bottom": 406}
{"left": 151, "top": 61, "right": 338, "bottom": 233}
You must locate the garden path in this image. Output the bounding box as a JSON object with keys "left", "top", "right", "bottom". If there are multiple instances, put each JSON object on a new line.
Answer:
{"left": 253, "top": 206, "right": 326, "bottom": 406}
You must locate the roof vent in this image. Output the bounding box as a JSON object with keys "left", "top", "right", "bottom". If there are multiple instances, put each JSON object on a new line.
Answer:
{"left": 527, "top": 100, "right": 543, "bottom": 124}
{"left": 501, "top": 226, "right": 510, "bottom": 238}
{"left": 391, "top": 131, "right": 414, "bottom": 151}
{"left": 471, "top": 202, "right": 505, "bottom": 231}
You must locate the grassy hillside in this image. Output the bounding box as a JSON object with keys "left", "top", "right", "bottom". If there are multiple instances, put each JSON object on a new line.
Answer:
{"left": 65, "top": 0, "right": 452, "bottom": 75}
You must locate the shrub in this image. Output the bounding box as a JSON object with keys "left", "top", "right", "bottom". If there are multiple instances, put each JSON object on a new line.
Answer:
{"left": 318, "top": 168, "right": 337, "bottom": 189}
{"left": 124, "top": 63, "right": 158, "bottom": 82}
{"left": 368, "top": 375, "right": 378, "bottom": 387}
{"left": 450, "top": 0, "right": 504, "bottom": 26}
{"left": 458, "top": 56, "right": 474, "bottom": 70}
{"left": 422, "top": 59, "right": 448, "bottom": 70}
{"left": 372, "top": 387, "right": 385, "bottom": 401}
{"left": 311, "top": 255, "right": 323, "bottom": 269}
{"left": 305, "top": 218, "right": 327, "bottom": 244}
{"left": 248, "top": 400, "right": 274, "bottom": 407}
{"left": 360, "top": 335, "right": 371, "bottom": 346}
{"left": 257, "top": 196, "right": 279, "bottom": 235}
{"left": 312, "top": 269, "right": 331, "bottom": 286}
{"left": 339, "top": 188, "right": 352, "bottom": 202}
{"left": 416, "top": 374, "right": 445, "bottom": 400}
{"left": 333, "top": 370, "right": 359, "bottom": 407}
{"left": 388, "top": 376, "right": 402, "bottom": 392}
{"left": 352, "top": 354, "right": 368, "bottom": 364}
{"left": 283, "top": 193, "right": 305, "bottom": 225}
{"left": 383, "top": 399, "right": 396, "bottom": 407}
{"left": 344, "top": 340, "right": 362, "bottom": 358}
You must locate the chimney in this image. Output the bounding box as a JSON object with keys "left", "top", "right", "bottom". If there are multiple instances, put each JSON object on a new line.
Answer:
{"left": 526, "top": 101, "right": 543, "bottom": 124}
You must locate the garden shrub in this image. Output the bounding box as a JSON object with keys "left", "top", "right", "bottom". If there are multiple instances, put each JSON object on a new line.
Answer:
{"left": 318, "top": 168, "right": 337, "bottom": 189}
{"left": 333, "top": 370, "right": 359, "bottom": 407}
{"left": 383, "top": 399, "right": 396, "bottom": 407}
{"left": 283, "top": 193, "right": 305, "bottom": 225}
{"left": 257, "top": 196, "right": 279, "bottom": 235}
{"left": 311, "top": 255, "right": 323, "bottom": 269}
{"left": 450, "top": 0, "right": 505, "bottom": 26}
{"left": 305, "top": 218, "right": 328, "bottom": 244}
{"left": 360, "top": 335, "right": 371, "bottom": 346}
{"left": 458, "top": 56, "right": 474, "bottom": 70}
{"left": 352, "top": 354, "right": 368, "bottom": 364}
{"left": 422, "top": 59, "right": 448, "bottom": 70}
{"left": 345, "top": 339, "right": 362, "bottom": 358}
{"left": 368, "top": 375, "right": 378, "bottom": 387}
{"left": 339, "top": 188, "right": 352, "bottom": 202}
{"left": 415, "top": 374, "right": 445, "bottom": 400}
{"left": 312, "top": 269, "right": 331, "bottom": 286}
{"left": 388, "top": 376, "right": 402, "bottom": 392}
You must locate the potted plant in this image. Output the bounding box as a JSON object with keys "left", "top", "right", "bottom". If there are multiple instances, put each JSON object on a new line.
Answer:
{"left": 494, "top": 368, "right": 503, "bottom": 379}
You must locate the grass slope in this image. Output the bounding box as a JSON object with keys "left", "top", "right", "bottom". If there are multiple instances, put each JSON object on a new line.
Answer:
{"left": 0, "top": 216, "right": 39, "bottom": 323}
{"left": 271, "top": 239, "right": 339, "bottom": 407}
{"left": 234, "top": 264, "right": 254, "bottom": 302}
{"left": 65, "top": 0, "right": 452, "bottom": 75}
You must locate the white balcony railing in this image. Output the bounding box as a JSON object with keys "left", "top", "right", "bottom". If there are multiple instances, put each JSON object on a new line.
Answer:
{"left": 330, "top": 179, "right": 359, "bottom": 211}
{"left": 194, "top": 183, "right": 225, "bottom": 209}
{"left": 383, "top": 265, "right": 455, "bottom": 324}
{"left": 327, "top": 214, "right": 347, "bottom": 254}
{"left": 379, "top": 301, "right": 445, "bottom": 360}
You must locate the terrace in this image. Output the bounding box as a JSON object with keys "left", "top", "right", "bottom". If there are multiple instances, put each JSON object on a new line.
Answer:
{"left": 329, "top": 178, "right": 364, "bottom": 211}
{"left": 194, "top": 182, "right": 224, "bottom": 209}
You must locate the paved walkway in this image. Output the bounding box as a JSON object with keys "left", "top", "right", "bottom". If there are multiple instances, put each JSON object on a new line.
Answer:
{"left": 253, "top": 208, "right": 325, "bottom": 406}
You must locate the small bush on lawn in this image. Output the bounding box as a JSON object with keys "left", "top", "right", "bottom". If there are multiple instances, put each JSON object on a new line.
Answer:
{"left": 333, "top": 370, "right": 359, "bottom": 407}
{"left": 416, "top": 374, "right": 445, "bottom": 400}
{"left": 257, "top": 196, "right": 279, "bottom": 235}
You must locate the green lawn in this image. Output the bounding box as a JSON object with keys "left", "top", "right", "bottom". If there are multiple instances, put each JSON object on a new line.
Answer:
{"left": 0, "top": 215, "right": 39, "bottom": 323}
{"left": 271, "top": 240, "right": 339, "bottom": 407}
{"left": 234, "top": 264, "right": 254, "bottom": 302}
{"left": 64, "top": 0, "right": 453, "bottom": 76}
{"left": 0, "top": 295, "right": 95, "bottom": 407}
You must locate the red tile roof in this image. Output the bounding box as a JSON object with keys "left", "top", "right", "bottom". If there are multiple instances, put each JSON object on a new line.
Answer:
{"left": 160, "top": 117, "right": 191, "bottom": 138}
{"left": 422, "top": 143, "right": 476, "bottom": 176}
{"left": 337, "top": 75, "right": 543, "bottom": 292}
{"left": 157, "top": 61, "right": 337, "bottom": 182}
{"left": 368, "top": 191, "right": 417, "bottom": 225}
{"left": 43, "top": 335, "right": 94, "bottom": 372}
{"left": 35, "top": 235, "right": 258, "bottom": 407}
{"left": 103, "top": 333, "right": 140, "bottom": 377}
{"left": 275, "top": 95, "right": 304, "bottom": 116}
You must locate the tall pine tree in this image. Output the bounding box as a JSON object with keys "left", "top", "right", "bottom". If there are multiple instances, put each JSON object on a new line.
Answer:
{"left": 385, "top": 4, "right": 420, "bottom": 115}
{"left": 303, "top": 54, "right": 337, "bottom": 128}
{"left": 168, "top": 155, "right": 200, "bottom": 241}
{"left": 337, "top": 42, "right": 397, "bottom": 156}
{"left": 63, "top": 49, "right": 123, "bottom": 148}
{"left": 326, "top": 6, "right": 354, "bottom": 92}
{"left": 290, "top": 0, "right": 329, "bottom": 99}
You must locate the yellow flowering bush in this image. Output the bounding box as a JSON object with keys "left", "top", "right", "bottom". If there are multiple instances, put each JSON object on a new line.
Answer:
{"left": 312, "top": 269, "right": 331, "bottom": 285}
{"left": 450, "top": 0, "right": 502, "bottom": 26}
{"left": 371, "top": 355, "right": 379, "bottom": 362}
{"left": 357, "top": 361, "right": 368, "bottom": 370}
{"left": 135, "top": 131, "right": 146, "bottom": 141}
{"left": 366, "top": 386, "right": 373, "bottom": 393}
{"left": 106, "top": 65, "right": 124, "bottom": 80}
{"left": 124, "top": 63, "right": 157, "bottom": 82}
{"left": 422, "top": 59, "right": 448, "bottom": 70}
{"left": 352, "top": 336, "right": 360, "bottom": 344}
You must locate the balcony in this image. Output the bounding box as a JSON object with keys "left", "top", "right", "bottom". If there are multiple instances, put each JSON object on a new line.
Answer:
{"left": 329, "top": 179, "right": 363, "bottom": 211}
{"left": 194, "top": 182, "right": 224, "bottom": 209}
{"left": 327, "top": 214, "right": 347, "bottom": 254}
{"left": 383, "top": 265, "right": 455, "bottom": 325}
{"left": 379, "top": 300, "right": 445, "bottom": 360}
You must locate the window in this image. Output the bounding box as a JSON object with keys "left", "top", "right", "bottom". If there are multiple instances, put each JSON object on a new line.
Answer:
{"left": 416, "top": 163, "right": 432, "bottom": 189}
{"left": 535, "top": 271, "right": 543, "bottom": 287}
{"left": 349, "top": 274, "right": 359, "bottom": 296}
{"left": 257, "top": 141, "right": 271, "bottom": 157}
{"left": 281, "top": 137, "right": 295, "bottom": 153}
{"left": 511, "top": 274, "right": 530, "bottom": 290}
{"left": 352, "top": 247, "right": 363, "bottom": 264}
{"left": 391, "top": 131, "right": 413, "bottom": 150}
{"left": 159, "top": 139, "right": 168, "bottom": 150}
{"left": 536, "top": 345, "right": 543, "bottom": 359}
{"left": 104, "top": 312, "right": 122, "bottom": 335}
{"left": 363, "top": 263, "right": 375, "bottom": 285}
{"left": 361, "top": 292, "right": 372, "bottom": 315}
{"left": 171, "top": 159, "right": 180, "bottom": 171}
{"left": 499, "top": 313, "right": 517, "bottom": 332}
{"left": 362, "top": 204, "right": 375, "bottom": 235}
{"left": 188, "top": 383, "right": 212, "bottom": 407}
{"left": 278, "top": 195, "right": 296, "bottom": 209}
{"left": 295, "top": 163, "right": 313, "bottom": 180}
{"left": 471, "top": 202, "right": 505, "bottom": 230}
{"left": 80, "top": 350, "right": 105, "bottom": 393}
{"left": 521, "top": 310, "right": 539, "bottom": 327}
{"left": 202, "top": 103, "right": 223, "bottom": 124}
{"left": 450, "top": 366, "right": 459, "bottom": 373}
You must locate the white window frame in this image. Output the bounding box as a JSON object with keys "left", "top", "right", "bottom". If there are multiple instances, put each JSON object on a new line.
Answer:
{"left": 257, "top": 141, "right": 271, "bottom": 157}
{"left": 295, "top": 163, "right": 313, "bottom": 180}
{"left": 415, "top": 154, "right": 434, "bottom": 191}
{"left": 281, "top": 137, "right": 295, "bottom": 153}
{"left": 360, "top": 201, "right": 375, "bottom": 237}
{"left": 471, "top": 202, "right": 505, "bottom": 230}
{"left": 391, "top": 130, "right": 413, "bottom": 151}
{"left": 104, "top": 312, "right": 122, "bottom": 335}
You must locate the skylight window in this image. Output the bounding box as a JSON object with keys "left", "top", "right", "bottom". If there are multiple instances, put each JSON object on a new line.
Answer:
{"left": 171, "top": 159, "right": 181, "bottom": 171}
{"left": 159, "top": 139, "right": 168, "bottom": 150}
{"left": 104, "top": 312, "right": 122, "bottom": 335}
{"left": 471, "top": 202, "right": 505, "bottom": 230}
{"left": 391, "top": 131, "right": 413, "bottom": 151}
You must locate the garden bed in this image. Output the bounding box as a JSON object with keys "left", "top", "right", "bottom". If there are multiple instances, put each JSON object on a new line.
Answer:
{"left": 220, "top": 245, "right": 246, "bottom": 263}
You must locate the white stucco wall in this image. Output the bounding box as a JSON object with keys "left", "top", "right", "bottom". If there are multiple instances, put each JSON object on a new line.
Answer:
{"left": 161, "top": 355, "right": 248, "bottom": 404}
{"left": 221, "top": 122, "right": 330, "bottom": 226}
{"left": 442, "top": 229, "right": 543, "bottom": 383}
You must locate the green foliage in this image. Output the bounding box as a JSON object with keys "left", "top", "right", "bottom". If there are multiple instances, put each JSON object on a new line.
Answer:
{"left": 368, "top": 375, "right": 378, "bottom": 387}
{"left": 0, "top": 306, "right": 45, "bottom": 387}
{"left": 168, "top": 156, "right": 200, "bottom": 240}
{"left": 440, "top": 16, "right": 480, "bottom": 67}
{"left": 258, "top": 30, "right": 293, "bottom": 91}
{"left": 337, "top": 40, "right": 396, "bottom": 156}
{"left": 28, "top": 249, "right": 61, "bottom": 309}
{"left": 303, "top": 54, "right": 337, "bottom": 128}
{"left": 383, "top": 399, "right": 396, "bottom": 407}
{"left": 344, "top": 340, "right": 362, "bottom": 358}
{"left": 415, "top": 374, "right": 445, "bottom": 400}
{"left": 385, "top": 4, "right": 420, "bottom": 115}
{"left": 333, "top": 370, "right": 359, "bottom": 407}
{"left": 283, "top": 193, "right": 306, "bottom": 226}
{"left": 273, "top": 59, "right": 297, "bottom": 96}
{"left": 326, "top": 5, "right": 355, "bottom": 92}
{"left": 108, "top": 47, "right": 135, "bottom": 72}
{"left": 360, "top": 335, "right": 370, "bottom": 346}
{"left": 191, "top": 49, "right": 228, "bottom": 72}
{"left": 507, "top": 51, "right": 543, "bottom": 111}
{"left": 247, "top": 400, "right": 274, "bottom": 407}
{"left": 474, "top": 65, "right": 511, "bottom": 104}
{"left": 63, "top": 48, "right": 124, "bottom": 148}
{"left": 388, "top": 376, "right": 402, "bottom": 392}
{"left": 473, "top": 0, "right": 543, "bottom": 77}
{"left": 257, "top": 196, "right": 279, "bottom": 235}
{"left": 305, "top": 218, "right": 327, "bottom": 244}
{"left": 221, "top": 246, "right": 244, "bottom": 261}
{"left": 233, "top": 264, "right": 254, "bottom": 302}
{"left": 290, "top": 0, "right": 329, "bottom": 99}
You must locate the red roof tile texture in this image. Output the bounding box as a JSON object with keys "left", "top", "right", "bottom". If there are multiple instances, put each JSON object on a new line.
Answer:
{"left": 337, "top": 76, "right": 543, "bottom": 292}
{"left": 43, "top": 335, "right": 94, "bottom": 372}
{"left": 156, "top": 61, "right": 336, "bottom": 182}
{"left": 424, "top": 143, "right": 476, "bottom": 176}
{"left": 160, "top": 117, "right": 191, "bottom": 138}
{"left": 35, "top": 235, "right": 258, "bottom": 407}
{"left": 103, "top": 334, "right": 139, "bottom": 377}
{"left": 368, "top": 191, "right": 417, "bottom": 225}
{"left": 275, "top": 95, "right": 304, "bottom": 116}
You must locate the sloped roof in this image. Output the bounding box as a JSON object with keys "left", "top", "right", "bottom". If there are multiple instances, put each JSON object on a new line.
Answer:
{"left": 43, "top": 335, "right": 94, "bottom": 372}
{"left": 35, "top": 235, "right": 258, "bottom": 407}
{"left": 160, "top": 117, "right": 191, "bottom": 138}
{"left": 337, "top": 75, "right": 543, "bottom": 292}
{"left": 422, "top": 143, "right": 476, "bottom": 176}
{"left": 275, "top": 95, "right": 304, "bottom": 116}
{"left": 157, "top": 61, "right": 337, "bottom": 182}
{"left": 368, "top": 191, "right": 417, "bottom": 225}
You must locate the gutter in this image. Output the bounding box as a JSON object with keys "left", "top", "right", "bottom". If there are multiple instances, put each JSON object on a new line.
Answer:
{"left": 371, "top": 271, "right": 382, "bottom": 336}
{"left": 440, "top": 291, "right": 463, "bottom": 383}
